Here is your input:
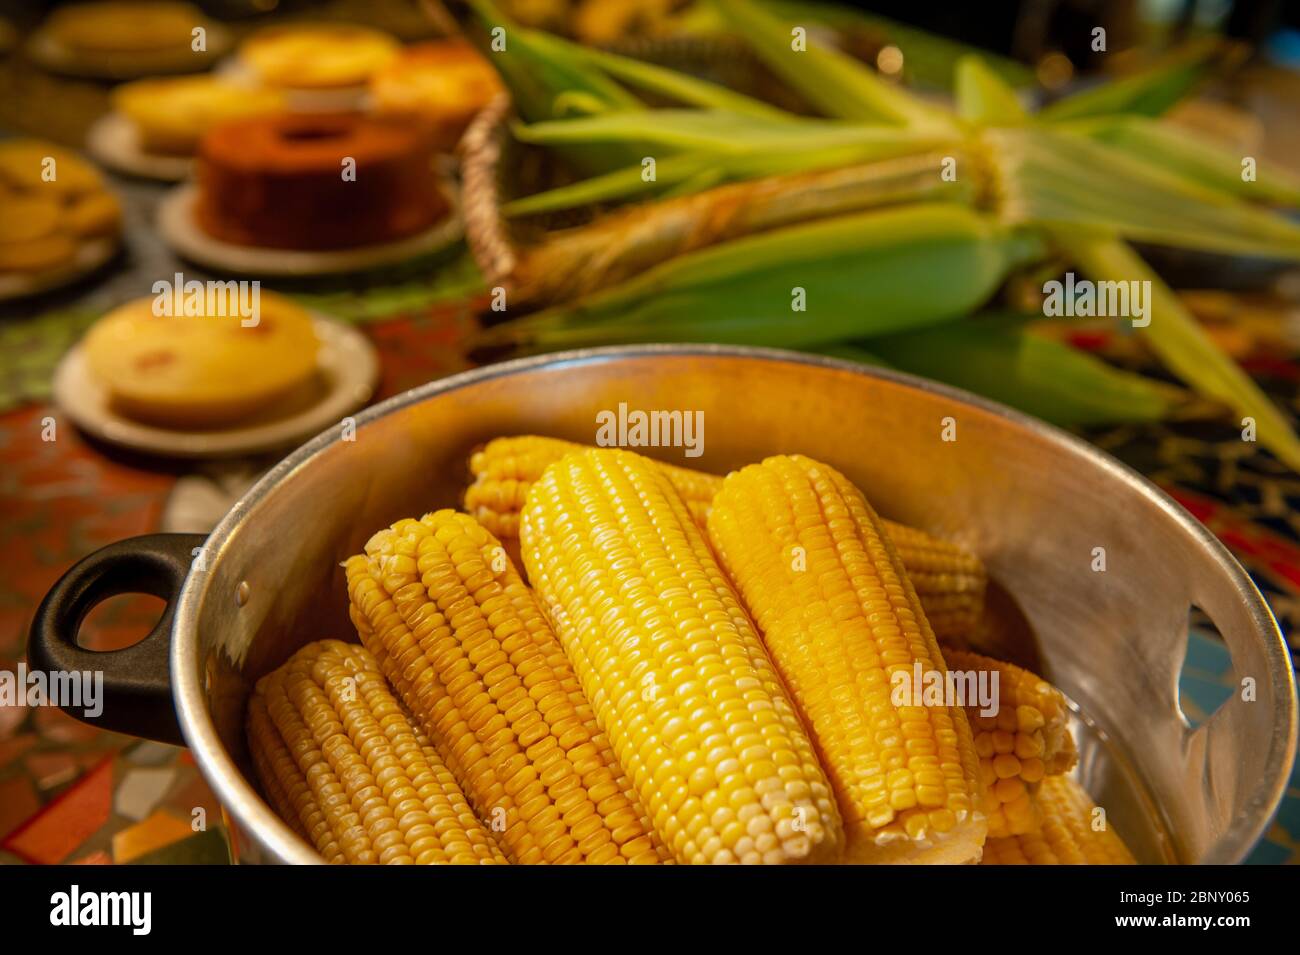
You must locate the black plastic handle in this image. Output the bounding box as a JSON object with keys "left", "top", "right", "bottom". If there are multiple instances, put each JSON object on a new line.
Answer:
{"left": 27, "top": 533, "right": 208, "bottom": 745}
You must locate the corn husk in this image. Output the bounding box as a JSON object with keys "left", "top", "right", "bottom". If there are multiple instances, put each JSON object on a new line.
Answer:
{"left": 510, "top": 153, "right": 971, "bottom": 306}
{"left": 475, "top": 203, "right": 1044, "bottom": 351}
{"left": 1054, "top": 228, "right": 1300, "bottom": 469}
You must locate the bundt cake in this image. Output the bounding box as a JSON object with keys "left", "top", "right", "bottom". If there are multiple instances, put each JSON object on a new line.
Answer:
{"left": 194, "top": 112, "right": 448, "bottom": 251}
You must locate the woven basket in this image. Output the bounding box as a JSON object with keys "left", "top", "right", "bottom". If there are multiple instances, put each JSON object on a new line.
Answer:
{"left": 458, "top": 36, "right": 792, "bottom": 303}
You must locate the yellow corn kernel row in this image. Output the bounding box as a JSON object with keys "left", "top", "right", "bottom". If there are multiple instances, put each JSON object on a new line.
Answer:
{"left": 708, "top": 454, "right": 986, "bottom": 863}
{"left": 345, "top": 510, "right": 667, "bottom": 864}
{"left": 246, "top": 639, "right": 508, "bottom": 864}
{"left": 981, "top": 775, "right": 1136, "bottom": 864}
{"left": 941, "top": 648, "right": 1078, "bottom": 839}
{"left": 463, "top": 434, "right": 986, "bottom": 639}
{"left": 522, "top": 448, "right": 843, "bottom": 864}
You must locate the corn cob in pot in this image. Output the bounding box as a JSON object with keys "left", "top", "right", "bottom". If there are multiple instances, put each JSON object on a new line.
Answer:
{"left": 939, "top": 648, "right": 1077, "bottom": 838}
{"left": 707, "top": 454, "right": 986, "bottom": 863}
{"left": 345, "top": 511, "right": 667, "bottom": 864}
{"left": 247, "top": 639, "right": 508, "bottom": 864}
{"left": 980, "top": 775, "right": 1135, "bottom": 864}
{"left": 521, "top": 448, "right": 843, "bottom": 864}
{"left": 466, "top": 434, "right": 986, "bottom": 639}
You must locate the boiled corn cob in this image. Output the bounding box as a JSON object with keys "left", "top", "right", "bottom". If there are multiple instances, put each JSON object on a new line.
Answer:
{"left": 707, "top": 454, "right": 985, "bottom": 863}
{"left": 981, "top": 775, "right": 1136, "bottom": 864}
{"left": 465, "top": 434, "right": 986, "bottom": 638}
{"left": 521, "top": 448, "right": 843, "bottom": 864}
{"left": 345, "top": 510, "right": 667, "bottom": 864}
{"left": 246, "top": 639, "right": 507, "bottom": 864}
{"left": 941, "top": 648, "right": 1078, "bottom": 839}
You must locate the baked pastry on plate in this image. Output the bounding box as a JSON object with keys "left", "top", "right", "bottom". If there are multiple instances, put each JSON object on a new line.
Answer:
{"left": 112, "top": 76, "right": 285, "bottom": 156}
{"left": 194, "top": 111, "right": 448, "bottom": 251}
{"left": 370, "top": 39, "right": 503, "bottom": 149}
{"left": 0, "top": 141, "right": 121, "bottom": 277}
{"left": 238, "top": 23, "right": 400, "bottom": 89}
{"left": 82, "top": 291, "right": 320, "bottom": 428}
{"left": 31, "top": 2, "right": 228, "bottom": 78}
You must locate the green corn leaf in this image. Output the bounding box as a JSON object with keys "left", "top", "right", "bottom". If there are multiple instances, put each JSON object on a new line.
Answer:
{"left": 1055, "top": 229, "right": 1300, "bottom": 470}
{"left": 1038, "top": 36, "right": 1221, "bottom": 121}
{"left": 465, "top": 3, "right": 641, "bottom": 120}
{"left": 512, "top": 109, "right": 950, "bottom": 155}
{"left": 708, "top": 0, "right": 955, "bottom": 130}
{"left": 503, "top": 154, "right": 718, "bottom": 216}
{"left": 955, "top": 55, "right": 1027, "bottom": 126}
{"left": 1064, "top": 115, "right": 1300, "bottom": 208}
{"left": 475, "top": 204, "right": 1045, "bottom": 351}
{"left": 843, "top": 318, "right": 1173, "bottom": 427}
{"left": 566, "top": 44, "right": 791, "bottom": 119}
{"left": 989, "top": 128, "right": 1300, "bottom": 261}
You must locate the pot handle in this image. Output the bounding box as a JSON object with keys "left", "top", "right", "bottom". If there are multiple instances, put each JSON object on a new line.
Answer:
{"left": 27, "top": 533, "right": 208, "bottom": 746}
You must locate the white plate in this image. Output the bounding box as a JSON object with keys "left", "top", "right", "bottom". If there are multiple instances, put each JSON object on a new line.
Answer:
{"left": 0, "top": 236, "right": 119, "bottom": 302}
{"left": 86, "top": 112, "right": 193, "bottom": 183}
{"left": 52, "top": 315, "right": 379, "bottom": 459}
{"left": 26, "top": 24, "right": 231, "bottom": 80}
{"left": 157, "top": 183, "right": 463, "bottom": 277}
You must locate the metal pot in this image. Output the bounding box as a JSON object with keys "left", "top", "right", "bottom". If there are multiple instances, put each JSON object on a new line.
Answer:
{"left": 28, "top": 345, "right": 1297, "bottom": 864}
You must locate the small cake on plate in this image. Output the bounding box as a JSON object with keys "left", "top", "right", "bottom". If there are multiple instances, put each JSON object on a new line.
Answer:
{"left": 370, "top": 39, "right": 503, "bottom": 149}
{"left": 44, "top": 1, "right": 206, "bottom": 54}
{"left": 238, "top": 23, "right": 400, "bottom": 90}
{"left": 112, "top": 76, "right": 285, "bottom": 156}
{"left": 194, "top": 111, "right": 448, "bottom": 251}
{"left": 82, "top": 291, "right": 320, "bottom": 428}
{"left": 0, "top": 141, "right": 121, "bottom": 276}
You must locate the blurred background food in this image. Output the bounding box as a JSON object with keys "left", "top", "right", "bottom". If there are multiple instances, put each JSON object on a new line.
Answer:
{"left": 0, "top": 0, "right": 1299, "bottom": 866}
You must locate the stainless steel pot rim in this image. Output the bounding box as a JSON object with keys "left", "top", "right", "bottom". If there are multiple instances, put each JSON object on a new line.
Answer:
{"left": 171, "top": 343, "right": 1298, "bottom": 865}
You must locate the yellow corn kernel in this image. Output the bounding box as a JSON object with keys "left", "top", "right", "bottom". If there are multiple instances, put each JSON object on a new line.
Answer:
{"left": 707, "top": 453, "right": 985, "bottom": 863}
{"left": 521, "top": 448, "right": 842, "bottom": 864}
{"left": 941, "top": 648, "right": 1078, "bottom": 838}
{"left": 246, "top": 639, "right": 507, "bottom": 865}
{"left": 345, "top": 510, "right": 667, "bottom": 864}
{"left": 981, "top": 776, "right": 1136, "bottom": 864}
{"left": 464, "top": 435, "right": 986, "bottom": 639}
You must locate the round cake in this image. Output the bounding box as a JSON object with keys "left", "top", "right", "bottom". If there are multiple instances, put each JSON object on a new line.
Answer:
{"left": 194, "top": 112, "right": 448, "bottom": 251}
{"left": 370, "top": 39, "right": 503, "bottom": 149}
{"left": 113, "top": 76, "right": 285, "bottom": 156}
{"left": 239, "top": 24, "right": 399, "bottom": 90}
{"left": 83, "top": 291, "right": 320, "bottom": 428}
{"left": 44, "top": 1, "right": 204, "bottom": 53}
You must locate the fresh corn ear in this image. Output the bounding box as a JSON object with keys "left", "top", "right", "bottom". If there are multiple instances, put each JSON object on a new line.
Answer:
{"left": 707, "top": 454, "right": 986, "bottom": 863}
{"left": 465, "top": 435, "right": 987, "bottom": 639}
{"left": 981, "top": 776, "right": 1136, "bottom": 864}
{"left": 473, "top": 203, "right": 1045, "bottom": 352}
{"left": 344, "top": 511, "right": 667, "bottom": 864}
{"left": 940, "top": 649, "right": 1077, "bottom": 839}
{"left": 246, "top": 639, "right": 508, "bottom": 864}
{"left": 521, "top": 448, "right": 843, "bottom": 864}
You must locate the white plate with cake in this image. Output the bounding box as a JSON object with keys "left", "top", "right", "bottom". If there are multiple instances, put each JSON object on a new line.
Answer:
{"left": 157, "top": 111, "right": 462, "bottom": 276}
{"left": 27, "top": 1, "right": 231, "bottom": 80}
{"left": 88, "top": 75, "right": 285, "bottom": 182}
{"left": 0, "top": 140, "right": 124, "bottom": 301}
{"left": 53, "top": 292, "right": 379, "bottom": 458}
